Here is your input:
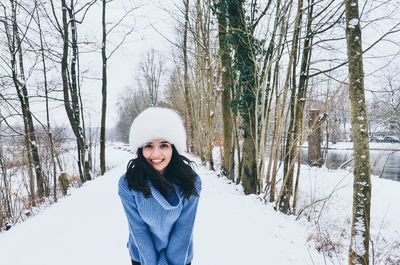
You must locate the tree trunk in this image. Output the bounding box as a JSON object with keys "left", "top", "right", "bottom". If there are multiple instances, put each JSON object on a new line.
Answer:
{"left": 344, "top": 0, "right": 372, "bottom": 264}
{"left": 307, "top": 109, "right": 323, "bottom": 166}
{"left": 100, "top": 0, "right": 107, "bottom": 175}
{"left": 8, "top": 0, "right": 45, "bottom": 200}
{"left": 182, "top": 0, "right": 195, "bottom": 153}
{"left": 61, "top": 0, "right": 89, "bottom": 183}
{"left": 69, "top": 1, "right": 89, "bottom": 181}
{"left": 37, "top": 6, "right": 57, "bottom": 200}
{"left": 227, "top": 0, "right": 258, "bottom": 194}
{"left": 291, "top": 0, "right": 314, "bottom": 212}
{"left": 0, "top": 147, "right": 12, "bottom": 222}
{"left": 266, "top": 4, "right": 289, "bottom": 202}
{"left": 257, "top": 0, "right": 281, "bottom": 189}
{"left": 276, "top": 0, "right": 303, "bottom": 213}
{"left": 215, "top": 0, "right": 233, "bottom": 178}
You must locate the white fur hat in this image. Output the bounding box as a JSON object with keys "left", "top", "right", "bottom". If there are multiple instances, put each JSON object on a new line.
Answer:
{"left": 129, "top": 107, "right": 187, "bottom": 154}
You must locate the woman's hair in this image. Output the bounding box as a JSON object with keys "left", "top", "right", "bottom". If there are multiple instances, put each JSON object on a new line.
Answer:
{"left": 125, "top": 145, "right": 199, "bottom": 198}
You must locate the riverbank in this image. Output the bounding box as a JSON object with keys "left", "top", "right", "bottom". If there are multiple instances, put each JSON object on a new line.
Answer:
{"left": 299, "top": 142, "right": 400, "bottom": 181}
{"left": 308, "top": 141, "right": 400, "bottom": 151}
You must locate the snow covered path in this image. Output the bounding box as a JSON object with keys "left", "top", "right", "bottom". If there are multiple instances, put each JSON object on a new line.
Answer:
{"left": 0, "top": 152, "right": 312, "bottom": 265}
{"left": 194, "top": 166, "right": 311, "bottom": 265}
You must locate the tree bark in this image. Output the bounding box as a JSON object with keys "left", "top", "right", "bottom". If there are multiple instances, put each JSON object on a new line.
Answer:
{"left": 60, "top": 0, "right": 89, "bottom": 183}
{"left": 292, "top": 0, "right": 314, "bottom": 212}
{"left": 37, "top": 6, "right": 57, "bottom": 200}
{"left": 307, "top": 109, "right": 323, "bottom": 166}
{"left": 276, "top": 0, "right": 303, "bottom": 213}
{"left": 266, "top": 3, "right": 289, "bottom": 202}
{"left": 100, "top": 0, "right": 107, "bottom": 175}
{"left": 215, "top": 0, "right": 234, "bottom": 178}
{"left": 8, "top": 0, "right": 45, "bottom": 200}
{"left": 344, "top": 0, "right": 372, "bottom": 264}
{"left": 257, "top": 0, "right": 281, "bottom": 189}
{"left": 227, "top": 0, "right": 258, "bottom": 194}
{"left": 182, "top": 0, "right": 195, "bottom": 153}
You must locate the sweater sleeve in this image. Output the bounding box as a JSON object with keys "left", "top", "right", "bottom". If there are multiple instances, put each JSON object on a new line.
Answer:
{"left": 164, "top": 175, "right": 202, "bottom": 265}
{"left": 118, "top": 177, "right": 158, "bottom": 265}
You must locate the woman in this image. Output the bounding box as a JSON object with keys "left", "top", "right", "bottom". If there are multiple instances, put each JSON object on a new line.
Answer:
{"left": 118, "top": 107, "right": 201, "bottom": 265}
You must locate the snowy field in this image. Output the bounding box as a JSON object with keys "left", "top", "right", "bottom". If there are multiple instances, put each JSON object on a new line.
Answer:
{"left": 0, "top": 145, "right": 399, "bottom": 265}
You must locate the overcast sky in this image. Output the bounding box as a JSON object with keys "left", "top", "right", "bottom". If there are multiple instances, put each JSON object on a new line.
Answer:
{"left": 28, "top": 0, "right": 178, "bottom": 129}
{"left": 4, "top": 0, "right": 400, "bottom": 130}
{"left": 78, "top": 0, "right": 177, "bottom": 128}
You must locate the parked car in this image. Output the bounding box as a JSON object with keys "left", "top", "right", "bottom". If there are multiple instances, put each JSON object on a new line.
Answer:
{"left": 383, "top": 135, "right": 400, "bottom": 143}
{"left": 369, "top": 135, "right": 385, "bottom": 142}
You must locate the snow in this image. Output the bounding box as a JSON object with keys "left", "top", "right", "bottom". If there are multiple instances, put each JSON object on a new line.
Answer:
{"left": 195, "top": 171, "right": 312, "bottom": 265}
{"left": 348, "top": 18, "right": 359, "bottom": 29}
{"left": 0, "top": 147, "right": 310, "bottom": 264}
{"left": 351, "top": 216, "right": 366, "bottom": 256}
{"left": 0, "top": 145, "right": 399, "bottom": 264}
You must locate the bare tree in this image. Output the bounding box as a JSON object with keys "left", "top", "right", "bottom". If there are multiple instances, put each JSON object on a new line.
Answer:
{"left": 100, "top": 0, "right": 107, "bottom": 175}
{"left": 1, "top": 0, "right": 45, "bottom": 201}
{"left": 100, "top": 0, "right": 136, "bottom": 175}
{"left": 55, "top": 0, "right": 98, "bottom": 182}
{"left": 114, "top": 87, "right": 151, "bottom": 143}
{"left": 138, "top": 49, "right": 165, "bottom": 107}
{"left": 182, "top": 0, "right": 196, "bottom": 153}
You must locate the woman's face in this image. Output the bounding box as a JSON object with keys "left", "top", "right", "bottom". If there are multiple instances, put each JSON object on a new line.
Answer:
{"left": 142, "top": 139, "right": 173, "bottom": 174}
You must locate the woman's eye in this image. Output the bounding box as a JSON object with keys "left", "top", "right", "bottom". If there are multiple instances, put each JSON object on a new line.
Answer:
{"left": 160, "top": 143, "right": 170, "bottom": 149}
{"left": 143, "top": 144, "right": 153, "bottom": 149}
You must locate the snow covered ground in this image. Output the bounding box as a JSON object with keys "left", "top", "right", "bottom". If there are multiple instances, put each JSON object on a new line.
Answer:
{"left": 295, "top": 166, "right": 400, "bottom": 264}
{"left": 0, "top": 145, "right": 399, "bottom": 264}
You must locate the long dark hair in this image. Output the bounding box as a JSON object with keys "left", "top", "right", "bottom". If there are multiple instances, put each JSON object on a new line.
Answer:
{"left": 125, "top": 145, "right": 198, "bottom": 198}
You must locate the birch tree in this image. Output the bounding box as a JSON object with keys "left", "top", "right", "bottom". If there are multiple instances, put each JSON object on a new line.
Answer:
{"left": 56, "top": 0, "right": 97, "bottom": 182}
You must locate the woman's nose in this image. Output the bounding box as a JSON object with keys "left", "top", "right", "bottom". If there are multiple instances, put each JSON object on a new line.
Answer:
{"left": 151, "top": 146, "right": 162, "bottom": 156}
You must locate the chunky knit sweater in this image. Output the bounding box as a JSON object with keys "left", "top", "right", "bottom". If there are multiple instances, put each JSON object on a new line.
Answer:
{"left": 118, "top": 174, "right": 201, "bottom": 265}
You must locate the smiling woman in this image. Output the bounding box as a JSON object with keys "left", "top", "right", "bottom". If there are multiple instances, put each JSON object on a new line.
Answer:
{"left": 118, "top": 107, "right": 201, "bottom": 265}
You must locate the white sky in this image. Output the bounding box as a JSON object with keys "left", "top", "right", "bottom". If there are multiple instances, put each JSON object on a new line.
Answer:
{"left": 3, "top": 0, "right": 178, "bottom": 130}
{"left": 77, "top": 0, "right": 178, "bottom": 128}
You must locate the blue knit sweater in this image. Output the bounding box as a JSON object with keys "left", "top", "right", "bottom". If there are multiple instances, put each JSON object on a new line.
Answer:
{"left": 118, "top": 174, "right": 201, "bottom": 265}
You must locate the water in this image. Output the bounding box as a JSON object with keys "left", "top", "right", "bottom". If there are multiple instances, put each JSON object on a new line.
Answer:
{"left": 301, "top": 149, "right": 400, "bottom": 181}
